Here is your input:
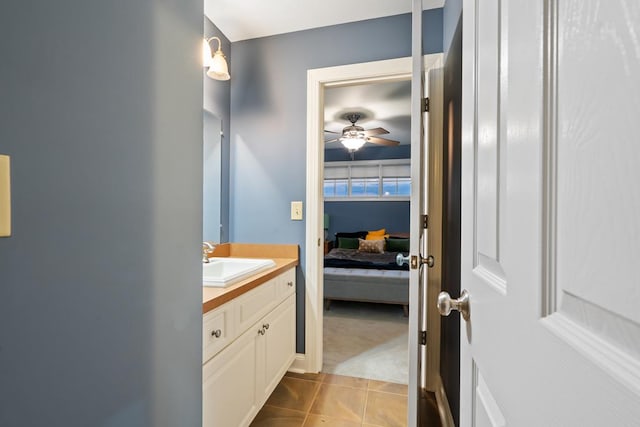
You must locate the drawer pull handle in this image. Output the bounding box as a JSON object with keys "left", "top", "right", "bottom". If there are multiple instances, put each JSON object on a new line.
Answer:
{"left": 287, "top": 281, "right": 294, "bottom": 287}
{"left": 263, "top": 323, "right": 270, "bottom": 330}
{"left": 211, "top": 329, "right": 222, "bottom": 338}
{"left": 258, "top": 328, "right": 265, "bottom": 336}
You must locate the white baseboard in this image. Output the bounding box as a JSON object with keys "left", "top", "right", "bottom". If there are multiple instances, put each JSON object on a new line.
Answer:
{"left": 288, "top": 353, "right": 310, "bottom": 373}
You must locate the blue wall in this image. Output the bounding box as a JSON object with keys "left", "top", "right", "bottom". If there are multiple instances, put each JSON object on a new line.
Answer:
{"left": 325, "top": 145, "right": 411, "bottom": 162}
{"left": 325, "top": 146, "right": 411, "bottom": 241}
{"left": 325, "top": 201, "right": 410, "bottom": 240}
{"left": 204, "top": 18, "right": 231, "bottom": 243}
{"left": 229, "top": 9, "right": 443, "bottom": 352}
{"left": 0, "top": 1, "right": 203, "bottom": 425}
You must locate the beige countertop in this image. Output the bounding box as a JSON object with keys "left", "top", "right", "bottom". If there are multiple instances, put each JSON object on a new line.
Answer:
{"left": 202, "top": 243, "right": 299, "bottom": 314}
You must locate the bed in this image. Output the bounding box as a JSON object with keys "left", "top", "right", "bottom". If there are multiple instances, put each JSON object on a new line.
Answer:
{"left": 323, "top": 231, "right": 410, "bottom": 315}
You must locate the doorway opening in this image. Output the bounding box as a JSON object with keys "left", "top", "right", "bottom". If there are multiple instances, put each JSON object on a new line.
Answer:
{"left": 321, "top": 77, "right": 413, "bottom": 385}
{"left": 296, "top": 54, "right": 444, "bottom": 424}
{"left": 301, "top": 57, "right": 412, "bottom": 375}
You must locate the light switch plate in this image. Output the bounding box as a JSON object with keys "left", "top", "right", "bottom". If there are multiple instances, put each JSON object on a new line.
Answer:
{"left": 0, "top": 155, "right": 11, "bottom": 237}
{"left": 291, "top": 201, "right": 303, "bottom": 220}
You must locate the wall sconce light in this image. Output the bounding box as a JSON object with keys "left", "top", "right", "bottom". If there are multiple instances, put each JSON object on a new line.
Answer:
{"left": 203, "top": 36, "right": 230, "bottom": 81}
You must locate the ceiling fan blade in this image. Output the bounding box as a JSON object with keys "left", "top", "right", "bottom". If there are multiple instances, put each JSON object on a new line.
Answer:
{"left": 362, "top": 127, "right": 389, "bottom": 136}
{"left": 325, "top": 138, "right": 340, "bottom": 143}
{"left": 366, "top": 136, "right": 400, "bottom": 146}
{"left": 324, "top": 130, "right": 340, "bottom": 134}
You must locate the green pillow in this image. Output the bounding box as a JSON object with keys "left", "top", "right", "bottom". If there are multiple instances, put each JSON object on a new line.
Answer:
{"left": 386, "top": 238, "right": 410, "bottom": 253}
{"left": 337, "top": 237, "right": 360, "bottom": 249}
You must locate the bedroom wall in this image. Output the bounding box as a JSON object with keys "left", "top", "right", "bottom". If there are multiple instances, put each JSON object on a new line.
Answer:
{"left": 229, "top": 9, "right": 443, "bottom": 352}
{"left": 324, "top": 145, "right": 411, "bottom": 162}
{"left": 325, "top": 201, "right": 410, "bottom": 240}
{"left": 324, "top": 146, "right": 411, "bottom": 241}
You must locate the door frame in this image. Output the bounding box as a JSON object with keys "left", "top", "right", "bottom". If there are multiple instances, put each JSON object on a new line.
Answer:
{"left": 294, "top": 51, "right": 442, "bottom": 414}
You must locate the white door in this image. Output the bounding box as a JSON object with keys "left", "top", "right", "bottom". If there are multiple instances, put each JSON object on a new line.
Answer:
{"left": 410, "top": 1, "right": 446, "bottom": 424}
{"left": 453, "top": 0, "right": 640, "bottom": 425}
{"left": 407, "top": 1, "right": 427, "bottom": 425}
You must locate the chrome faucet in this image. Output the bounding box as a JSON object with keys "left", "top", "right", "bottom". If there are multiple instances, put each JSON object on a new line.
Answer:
{"left": 202, "top": 242, "right": 215, "bottom": 263}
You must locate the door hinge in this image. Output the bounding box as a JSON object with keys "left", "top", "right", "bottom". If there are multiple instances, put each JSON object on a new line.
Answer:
{"left": 422, "top": 97, "right": 430, "bottom": 113}
{"left": 422, "top": 214, "right": 429, "bottom": 229}
{"left": 420, "top": 331, "right": 427, "bottom": 345}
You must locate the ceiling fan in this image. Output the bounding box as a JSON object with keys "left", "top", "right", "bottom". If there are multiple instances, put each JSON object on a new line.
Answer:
{"left": 325, "top": 113, "right": 400, "bottom": 152}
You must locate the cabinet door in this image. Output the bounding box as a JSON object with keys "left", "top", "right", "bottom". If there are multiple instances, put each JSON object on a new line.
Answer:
{"left": 203, "top": 325, "right": 260, "bottom": 427}
{"left": 259, "top": 294, "right": 296, "bottom": 403}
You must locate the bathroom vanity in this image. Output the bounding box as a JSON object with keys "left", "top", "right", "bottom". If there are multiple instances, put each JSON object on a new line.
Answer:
{"left": 201, "top": 243, "right": 298, "bottom": 427}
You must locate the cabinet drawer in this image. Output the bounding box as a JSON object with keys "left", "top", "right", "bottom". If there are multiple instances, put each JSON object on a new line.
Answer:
{"left": 236, "top": 279, "right": 277, "bottom": 334}
{"left": 203, "top": 303, "right": 236, "bottom": 364}
{"left": 276, "top": 268, "right": 296, "bottom": 299}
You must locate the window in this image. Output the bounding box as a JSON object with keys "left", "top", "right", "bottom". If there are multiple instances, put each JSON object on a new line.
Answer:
{"left": 323, "top": 179, "right": 348, "bottom": 197}
{"left": 324, "top": 159, "right": 410, "bottom": 201}
{"left": 382, "top": 177, "right": 411, "bottom": 196}
{"left": 351, "top": 178, "right": 380, "bottom": 196}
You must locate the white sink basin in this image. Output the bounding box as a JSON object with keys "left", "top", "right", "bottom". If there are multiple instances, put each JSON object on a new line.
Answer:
{"left": 203, "top": 257, "right": 276, "bottom": 288}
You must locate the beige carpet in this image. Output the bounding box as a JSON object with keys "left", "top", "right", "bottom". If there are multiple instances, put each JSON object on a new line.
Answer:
{"left": 322, "top": 300, "right": 409, "bottom": 385}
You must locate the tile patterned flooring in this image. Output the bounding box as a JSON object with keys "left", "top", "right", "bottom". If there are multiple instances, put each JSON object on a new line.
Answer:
{"left": 251, "top": 372, "right": 408, "bottom": 427}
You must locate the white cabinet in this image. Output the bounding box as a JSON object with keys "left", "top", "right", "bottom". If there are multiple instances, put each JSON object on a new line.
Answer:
{"left": 259, "top": 293, "right": 296, "bottom": 400}
{"left": 202, "top": 267, "right": 296, "bottom": 427}
{"left": 203, "top": 325, "right": 258, "bottom": 427}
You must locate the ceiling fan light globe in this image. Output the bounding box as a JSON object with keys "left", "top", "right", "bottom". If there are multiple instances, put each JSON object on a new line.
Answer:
{"left": 332, "top": 112, "right": 393, "bottom": 152}
{"left": 340, "top": 136, "right": 366, "bottom": 151}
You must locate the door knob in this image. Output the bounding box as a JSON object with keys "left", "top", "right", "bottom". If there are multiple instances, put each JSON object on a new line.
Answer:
{"left": 396, "top": 253, "right": 410, "bottom": 266}
{"left": 437, "top": 290, "right": 470, "bottom": 321}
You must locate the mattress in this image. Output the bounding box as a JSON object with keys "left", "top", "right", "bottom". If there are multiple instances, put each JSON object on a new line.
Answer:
{"left": 323, "top": 267, "right": 409, "bottom": 282}
{"left": 323, "top": 267, "right": 410, "bottom": 305}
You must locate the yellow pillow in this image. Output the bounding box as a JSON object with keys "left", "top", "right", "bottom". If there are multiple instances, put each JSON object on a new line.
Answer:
{"left": 366, "top": 233, "right": 389, "bottom": 240}
{"left": 366, "top": 228, "right": 386, "bottom": 240}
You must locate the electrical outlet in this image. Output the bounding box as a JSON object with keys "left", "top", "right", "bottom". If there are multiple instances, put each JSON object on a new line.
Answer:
{"left": 0, "top": 155, "right": 11, "bottom": 237}
{"left": 291, "top": 201, "right": 303, "bottom": 220}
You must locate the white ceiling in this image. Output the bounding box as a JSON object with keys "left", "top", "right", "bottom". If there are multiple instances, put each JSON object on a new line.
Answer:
{"left": 324, "top": 80, "right": 412, "bottom": 150}
{"left": 205, "top": 0, "right": 444, "bottom": 42}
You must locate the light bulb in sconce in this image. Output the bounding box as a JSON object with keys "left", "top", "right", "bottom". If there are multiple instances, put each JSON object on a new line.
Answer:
{"left": 202, "top": 39, "right": 213, "bottom": 67}
{"left": 203, "top": 36, "right": 230, "bottom": 81}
